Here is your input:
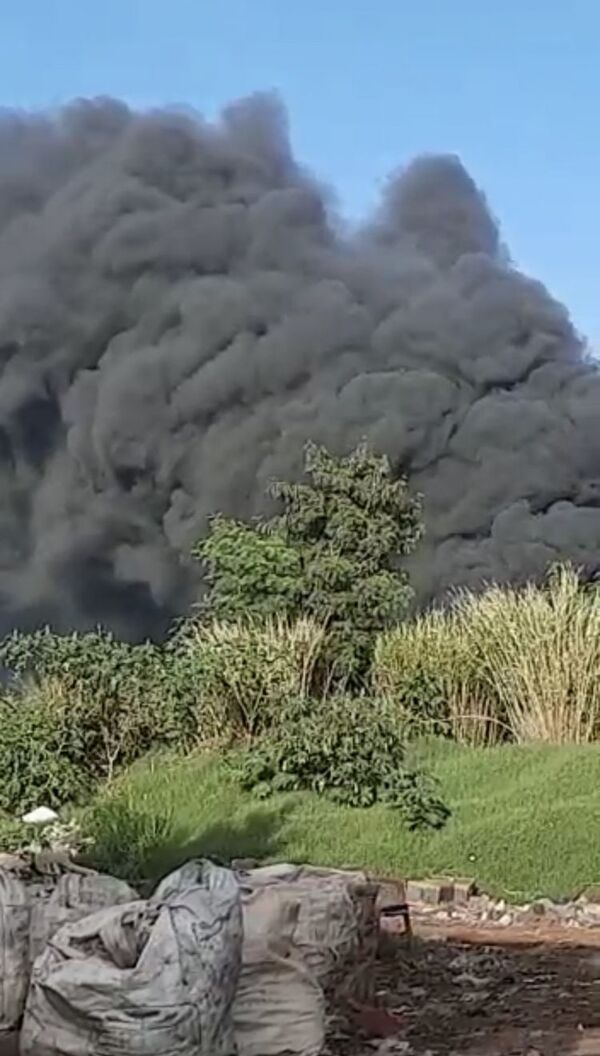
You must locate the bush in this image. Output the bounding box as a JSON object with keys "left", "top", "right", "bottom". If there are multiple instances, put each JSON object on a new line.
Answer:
{"left": 455, "top": 565, "right": 600, "bottom": 744}
{"left": 0, "top": 627, "right": 195, "bottom": 779}
{"left": 374, "top": 564, "right": 600, "bottom": 745}
{"left": 234, "top": 695, "right": 449, "bottom": 830}
{"left": 170, "top": 615, "right": 325, "bottom": 739}
{"left": 0, "top": 679, "right": 91, "bottom": 813}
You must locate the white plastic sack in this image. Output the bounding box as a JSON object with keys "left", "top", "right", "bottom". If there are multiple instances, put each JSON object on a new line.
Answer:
{"left": 29, "top": 873, "right": 138, "bottom": 964}
{"left": 0, "top": 869, "right": 30, "bottom": 1032}
{"left": 21, "top": 861, "right": 242, "bottom": 1056}
{"left": 240, "top": 864, "right": 369, "bottom": 985}
{"left": 234, "top": 887, "right": 325, "bottom": 1056}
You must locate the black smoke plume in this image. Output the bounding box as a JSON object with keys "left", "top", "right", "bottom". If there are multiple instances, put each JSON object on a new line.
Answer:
{"left": 0, "top": 94, "right": 598, "bottom": 639}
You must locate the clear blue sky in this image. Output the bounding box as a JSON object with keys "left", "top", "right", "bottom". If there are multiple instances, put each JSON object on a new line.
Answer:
{"left": 1, "top": 1, "right": 599, "bottom": 343}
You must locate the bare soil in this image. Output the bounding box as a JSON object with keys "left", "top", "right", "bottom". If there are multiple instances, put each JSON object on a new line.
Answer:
{"left": 327, "top": 918, "right": 600, "bottom": 1056}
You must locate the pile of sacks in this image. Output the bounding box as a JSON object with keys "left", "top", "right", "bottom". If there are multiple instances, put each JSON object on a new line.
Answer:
{"left": 0, "top": 859, "right": 379, "bottom": 1055}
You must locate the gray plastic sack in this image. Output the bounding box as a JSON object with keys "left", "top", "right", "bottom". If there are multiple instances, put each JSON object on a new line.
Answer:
{"left": 233, "top": 886, "right": 325, "bottom": 1056}
{"left": 29, "top": 873, "right": 137, "bottom": 963}
{"left": 0, "top": 870, "right": 30, "bottom": 1032}
{"left": 239, "top": 863, "right": 370, "bottom": 985}
{"left": 21, "top": 862, "right": 242, "bottom": 1056}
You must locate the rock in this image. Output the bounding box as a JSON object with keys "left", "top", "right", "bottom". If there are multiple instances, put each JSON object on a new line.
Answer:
{"left": 531, "top": 898, "right": 554, "bottom": 916}
{"left": 375, "top": 880, "right": 407, "bottom": 913}
{"left": 371, "top": 1040, "right": 411, "bottom": 1054}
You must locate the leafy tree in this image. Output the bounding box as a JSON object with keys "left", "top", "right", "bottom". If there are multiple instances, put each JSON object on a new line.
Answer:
{"left": 196, "top": 440, "right": 423, "bottom": 678}
{"left": 194, "top": 517, "right": 303, "bottom": 620}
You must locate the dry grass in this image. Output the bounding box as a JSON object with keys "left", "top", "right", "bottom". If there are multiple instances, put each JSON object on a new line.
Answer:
{"left": 373, "top": 608, "right": 496, "bottom": 746}
{"left": 374, "top": 565, "right": 600, "bottom": 745}
{"left": 174, "top": 614, "right": 326, "bottom": 738}
{"left": 457, "top": 565, "right": 600, "bottom": 744}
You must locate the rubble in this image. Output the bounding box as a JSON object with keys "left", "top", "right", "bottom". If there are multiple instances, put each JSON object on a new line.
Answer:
{"left": 396, "top": 876, "right": 600, "bottom": 932}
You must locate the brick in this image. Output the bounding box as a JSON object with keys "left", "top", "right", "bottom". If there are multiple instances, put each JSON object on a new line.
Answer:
{"left": 453, "top": 877, "right": 477, "bottom": 904}
{"left": 375, "top": 879, "right": 406, "bottom": 913}
{"left": 578, "top": 884, "right": 600, "bottom": 903}
{"left": 406, "top": 878, "right": 454, "bottom": 905}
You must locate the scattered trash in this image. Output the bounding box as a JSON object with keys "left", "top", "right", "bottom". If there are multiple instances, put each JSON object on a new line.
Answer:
{"left": 21, "top": 807, "right": 58, "bottom": 827}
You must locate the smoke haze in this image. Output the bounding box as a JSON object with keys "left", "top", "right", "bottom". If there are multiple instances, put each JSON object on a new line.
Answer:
{"left": 0, "top": 94, "right": 598, "bottom": 639}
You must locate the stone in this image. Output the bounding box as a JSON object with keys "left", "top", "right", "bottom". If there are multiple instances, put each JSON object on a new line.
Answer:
{"left": 531, "top": 898, "right": 554, "bottom": 916}
{"left": 375, "top": 879, "right": 407, "bottom": 912}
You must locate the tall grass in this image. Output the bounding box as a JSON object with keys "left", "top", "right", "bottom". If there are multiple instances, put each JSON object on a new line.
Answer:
{"left": 374, "top": 565, "right": 600, "bottom": 745}
{"left": 373, "top": 608, "right": 496, "bottom": 745}
{"left": 172, "top": 614, "right": 326, "bottom": 739}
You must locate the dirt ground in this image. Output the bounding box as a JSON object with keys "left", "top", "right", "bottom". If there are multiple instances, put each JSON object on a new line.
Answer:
{"left": 327, "top": 919, "right": 600, "bottom": 1056}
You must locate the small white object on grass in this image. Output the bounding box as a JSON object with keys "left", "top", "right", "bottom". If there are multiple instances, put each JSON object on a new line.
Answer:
{"left": 21, "top": 806, "right": 59, "bottom": 827}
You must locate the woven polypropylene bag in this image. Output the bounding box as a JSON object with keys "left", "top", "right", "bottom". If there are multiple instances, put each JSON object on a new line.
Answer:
{"left": 21, "top": 862, "right": 242, "bottom": 1056}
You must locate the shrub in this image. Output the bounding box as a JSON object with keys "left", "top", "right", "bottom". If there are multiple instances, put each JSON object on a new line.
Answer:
{"left": 0, "top": 627, "right": 194, "bottom": 779}
{"left": 374, "top": 564, "right": 600, "bottom": 746}
{"left": 455, "top": 565, "right": 600, "bottom": 744}
{"left": 0, "top": 679, "right": 91, "bottom": 813}
{"left": 234, "top": 695, "right": 449, "bottom": 830}
{"left": 170, "top": 615, "right": 325, "bottom": 739}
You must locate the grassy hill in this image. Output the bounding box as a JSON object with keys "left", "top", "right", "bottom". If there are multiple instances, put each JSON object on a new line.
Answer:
{"left": 89, "top": 739, "right": 600, "bottom": 901}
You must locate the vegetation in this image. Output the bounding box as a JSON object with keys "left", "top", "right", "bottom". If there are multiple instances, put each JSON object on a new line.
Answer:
{"left": 1, "top": 440, "right": 599, "bottom": 900}
{"left": 233, "top": 694, "right": 449, "bottom": 829}
{"left": 374, "top": 564, "right": 600, "bottom": 745}
{"left": 169, "top": 615, "right": 325, "bottom": 738}
{"left": 83, "top": 741, "right": 600, "bottom": 901}
{"left": 196, "top": 440, "right": 422, "bottom": 679}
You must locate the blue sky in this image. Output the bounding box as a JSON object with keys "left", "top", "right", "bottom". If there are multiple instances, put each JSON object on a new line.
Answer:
{"left": 1, "top": 1, "right": 599, "bottom": 343}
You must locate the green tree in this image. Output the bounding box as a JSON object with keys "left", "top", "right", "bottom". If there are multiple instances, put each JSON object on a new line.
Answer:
{"left": 195, "top": 517, "right": 303, "bottom": 620}
{"left": 195, "top": 440, "right": 423, "bottom": 679}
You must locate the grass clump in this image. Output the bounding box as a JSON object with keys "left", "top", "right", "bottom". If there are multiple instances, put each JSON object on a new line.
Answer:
{"left": 84, "top": 784, "right": 174, "bottom": 884}
{"left": 374, "top": 564, "right": 600, "bottom": 745}
{"left": 169, "top": 615, "right": 326, "bottom": 739}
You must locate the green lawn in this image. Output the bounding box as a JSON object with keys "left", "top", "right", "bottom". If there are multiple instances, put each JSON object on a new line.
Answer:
{"left": 89, "top": 740, "right": 600, "bottom": 902}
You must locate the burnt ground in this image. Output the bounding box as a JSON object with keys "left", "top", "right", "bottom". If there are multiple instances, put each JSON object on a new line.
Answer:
{"left": 327, "top": 921, "right": 600, "bottom": 1056}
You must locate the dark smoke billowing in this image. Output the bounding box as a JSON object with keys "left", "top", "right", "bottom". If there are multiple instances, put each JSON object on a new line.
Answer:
{"left": 0, "top": 94, "right": 598, "bottom": 639}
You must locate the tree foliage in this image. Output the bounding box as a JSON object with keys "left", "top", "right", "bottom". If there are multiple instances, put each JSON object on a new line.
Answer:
{"left": 195, "top": 440, "right": 423, "bottom": 677}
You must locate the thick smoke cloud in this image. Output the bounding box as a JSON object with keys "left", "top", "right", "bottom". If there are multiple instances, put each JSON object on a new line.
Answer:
{"left": 0, "top": 94, "right": 598, "bottom": 639}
